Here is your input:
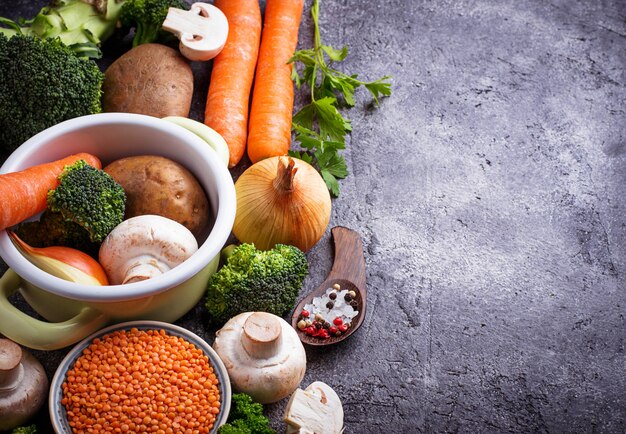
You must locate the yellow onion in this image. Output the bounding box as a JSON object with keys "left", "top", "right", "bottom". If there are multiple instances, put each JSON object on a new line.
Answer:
{"left": 233, "top": 156, "right": 331, "bottom": 252}
{"left": 8, "top": 231, "right": 108, "bottom": 285}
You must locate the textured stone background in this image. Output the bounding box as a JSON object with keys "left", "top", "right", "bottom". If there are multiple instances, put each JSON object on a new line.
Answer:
{"left": 1, "top": 0, "right": 625, "bottom": 432}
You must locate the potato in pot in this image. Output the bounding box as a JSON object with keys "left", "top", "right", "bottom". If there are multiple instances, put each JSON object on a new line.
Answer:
{"left": 103, "top": 155, "right": 210, "bottom": 238}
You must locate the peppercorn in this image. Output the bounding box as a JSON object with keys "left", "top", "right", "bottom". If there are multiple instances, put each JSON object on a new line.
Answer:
{"left": 333, "top": 283, "right": 341, "bottom": 290}
{"left": 350, "top": 300, "right": 358, "bottom": 308}
{"left": 301, "top": 310, "right": 310, "bottom": 318}
{"left": 348, "top": 290, "right": 357, "bottom": 299}
{"left": 333, "top": 317, "right": 343, "bottom": 326}
{"left": 338, "top": 324, "right": 348, "bottom": 333}
{"left": 297, "top": 320, "right": 307, "bottom": 330}
{"left": 344, "top": 293, "right": 352, "bottom": 302}
{"left": 329, "top": 292, "right": 337, "bottom": 300}
{"left": 329, "top": 326, "right": 338, "bottom": 334}
{"left": 326, "top": 301, "right": 334, "bottom": 309}
{"left": 314, "top": 321, "right": 322, "bottom": 330}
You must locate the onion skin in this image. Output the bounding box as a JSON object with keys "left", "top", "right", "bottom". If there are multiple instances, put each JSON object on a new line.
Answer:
{"left": 8, "top": 231, "right": 109, "bottom": 285}
{"left": 233, "top": 157, "right": 331, "bottom": 252}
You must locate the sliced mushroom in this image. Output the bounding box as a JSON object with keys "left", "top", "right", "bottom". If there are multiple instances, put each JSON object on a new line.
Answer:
{"left": 99, "top": 215, "right": 198, "bottom": 285}
{"left": 162, "top": 2, "right": 228, "bottom": 61}
{"left": 284, "top": 381, "right": 344, "bottom": 434}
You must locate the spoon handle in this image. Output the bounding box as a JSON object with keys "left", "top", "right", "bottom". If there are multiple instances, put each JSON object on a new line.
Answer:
{"left": 327, "top": 226, "right": 366, "bottom": 290}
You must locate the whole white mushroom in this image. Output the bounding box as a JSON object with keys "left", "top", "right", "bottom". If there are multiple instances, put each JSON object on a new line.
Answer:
{"left": 99, "top": 214, "right": 198, "bottom": 285}
{"left": 213, "top": 312, "right": 306, "bottom": 404}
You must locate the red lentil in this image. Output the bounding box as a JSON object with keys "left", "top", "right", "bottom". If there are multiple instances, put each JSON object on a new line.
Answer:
{"left": 61, "top": 328, "right": 221, "bottom": 433}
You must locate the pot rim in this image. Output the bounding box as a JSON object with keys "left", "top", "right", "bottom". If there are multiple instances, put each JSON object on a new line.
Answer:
{"left": 0, "top": 113, "right": 236, "bottom": 302}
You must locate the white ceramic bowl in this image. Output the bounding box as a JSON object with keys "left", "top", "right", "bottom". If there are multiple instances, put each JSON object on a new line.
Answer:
{"left": 0, "top": 113, "right": 236, "bottom": 350}
{"left": 49, "top": 321, "right": 232, "bottom": 433}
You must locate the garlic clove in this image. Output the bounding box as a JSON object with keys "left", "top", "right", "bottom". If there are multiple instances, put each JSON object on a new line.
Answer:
{"left": 8, "top": 231, "right": 108, "bottom": 286}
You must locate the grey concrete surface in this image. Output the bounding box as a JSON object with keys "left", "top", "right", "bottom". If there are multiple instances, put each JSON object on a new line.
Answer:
{"left": 1, "top": 0, "right": 625, "bottom": 432}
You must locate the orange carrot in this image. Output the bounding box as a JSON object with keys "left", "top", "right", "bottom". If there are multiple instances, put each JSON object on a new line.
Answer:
{"left": 0, "top": 153, "right": 102, "bottom": 231}
{"left": 205, "top": 0, "right": 262, "bottom": 168}
{"left": 247, "top": 0, "right": 304, "bottom": 164}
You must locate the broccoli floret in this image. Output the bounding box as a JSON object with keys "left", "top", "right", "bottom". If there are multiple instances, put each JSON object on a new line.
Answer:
{"left": 0, "top": 34, "right": 104, "bottom": 154}
{"left": 13, "top": 210, "right": 99, "bottom": 255}
{"left": 205, "top": 244, "right": 308, "bottom": 325}
{"left": 120, "top": 0, "right": 189, "bottom": 47}
{"left": 0, "top": 0, "right": 126, "bottom": 58}
{"left": 47, "top": 160, "right": 126, "bottom": 243}
{"left": 12, "top": 425, "right": 38, "bottom": 434}
{"left": 218, "top": 393, "right": 275, "bottom": 434}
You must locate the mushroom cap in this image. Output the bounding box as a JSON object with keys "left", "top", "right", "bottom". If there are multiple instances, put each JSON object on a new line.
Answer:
{"left": 213, "top": 312, "right": 306, "bottom": 404}
{"left": 99, "top": 215, "right": 198, "bottom": 285}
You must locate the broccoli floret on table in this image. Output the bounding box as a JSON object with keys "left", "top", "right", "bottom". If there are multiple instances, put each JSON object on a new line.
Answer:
{"left": 120, "top": 0, "right": 189, "bottom": 47}
{"left": 12, "top": 425, "right": 38, "bottom": 434}
{"left": 0, "top": 0, "right": 126, "bottom": 58}
{"left": 47, "top": 160, "right": 126, "bottom": 243}
{"left": 0, "top": 34, "right": 104, "bottom": 153}
{"left": 205, "top": 243, "right": 309, "bottom": 325}
{"left": 218, "top": 393, "right": 275, "bottom": 434}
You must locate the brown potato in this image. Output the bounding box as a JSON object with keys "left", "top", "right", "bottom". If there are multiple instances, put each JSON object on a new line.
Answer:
{"left": 104, "top": 155, "right": 210, "bottom": 238}
{"left": 102, "top": 44, "right": 193, "bottom": 118}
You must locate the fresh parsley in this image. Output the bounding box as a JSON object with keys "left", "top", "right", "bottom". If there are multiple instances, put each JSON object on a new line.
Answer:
{"left": 289, "top": 0, "right": 392, "bottom": 197}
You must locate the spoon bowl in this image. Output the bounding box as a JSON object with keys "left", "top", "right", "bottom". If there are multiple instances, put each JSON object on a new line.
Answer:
{"left": 291, "top": 227, "right": 367, "bottom": 346}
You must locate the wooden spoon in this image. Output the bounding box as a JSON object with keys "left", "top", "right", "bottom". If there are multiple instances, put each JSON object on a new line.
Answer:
{"left": 291, "top": 226, "right": 367, "bottom": 346}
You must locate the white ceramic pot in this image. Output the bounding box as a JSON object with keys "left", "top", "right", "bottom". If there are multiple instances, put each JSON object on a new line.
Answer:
{"left": 0, "top": 113, "right": 236, "bottom": 350}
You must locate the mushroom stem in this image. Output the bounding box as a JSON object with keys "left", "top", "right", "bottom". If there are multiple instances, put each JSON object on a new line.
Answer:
{"left": 0, "top": 340, "right": 22, "bottom": 390}
{"left": 122, "top": 258, "right": 171, "bottom": 284}
{"left": 242, "top": 312, "right": 282, "bottom": 359}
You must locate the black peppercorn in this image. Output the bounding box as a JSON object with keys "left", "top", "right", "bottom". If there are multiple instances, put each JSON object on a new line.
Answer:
{"left": 315, "top": 322, "right": 322, "bottom": 329}
{"left": 329, "top": 292, "right": 337, "bottom": 300}
{"left": 326, "top": 301, "right": 334, "bottom": 309}
{"left": 350, "top": 300, "right": 358, "bottom": 308}
{"left": 344, "top": 293, "right": 352, "bottom": 302}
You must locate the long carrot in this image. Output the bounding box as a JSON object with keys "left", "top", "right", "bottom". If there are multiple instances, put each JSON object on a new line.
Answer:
{"left": 247, "top": 0, "right": 304, "bottom": 164}
{"left": 0, "top": 153, "right": 101, "bottom": 231}
{"left": 205, "top": 0, "right": 262, "bottom": 168}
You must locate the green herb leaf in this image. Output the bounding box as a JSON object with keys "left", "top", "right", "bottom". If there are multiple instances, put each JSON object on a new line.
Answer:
{"left": 290, "top": 0, "right": 392, "bottom": 197}
{"left": 364, "top": 76, "right": 393, "bottom": 105}
{"left": 322, "top": 44, "right": 348, "bottom": 61}
{"left": 313, "top": 97, "right": 351, "bottom": 142}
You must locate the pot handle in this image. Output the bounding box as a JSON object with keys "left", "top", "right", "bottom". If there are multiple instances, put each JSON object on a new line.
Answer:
{"left": 0, "top": 269, "right": 108, "bottom": 350}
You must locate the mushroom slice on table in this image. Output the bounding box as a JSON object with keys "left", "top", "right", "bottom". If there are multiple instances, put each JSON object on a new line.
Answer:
{"left": 284, "top": 381, "right": 344, "bottom": 434}
{"left": 162, "top": 2, "right": 229, "bottom": 61}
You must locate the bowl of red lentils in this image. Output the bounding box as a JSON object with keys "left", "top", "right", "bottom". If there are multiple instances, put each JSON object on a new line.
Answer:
{"left": 49, "top": 321, "right": 231, "bottom": 434}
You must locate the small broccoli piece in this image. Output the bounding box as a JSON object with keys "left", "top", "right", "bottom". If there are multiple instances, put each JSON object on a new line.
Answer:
{"left": 0, "top": 34, "right": 104, "bottom": 154}
{"left": 119, "top": 0, "right": 189, "bottom": 47}
{"left": 0, "top": 0, "right": 126, "bottom": 58}
{"left": 12, "top": 425, "right": 38, "bottom": 434}
{"left": 47, "top": 160, "right": 126, "bottom": 243}
{"left": 218, "top": 393, "right": 275, "bottom": 434}
{"left": 13, "top": 210, "right": 99, "bottom": 256}
{"left": 205, "top": 244, "right": 308, "bottom": 325}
